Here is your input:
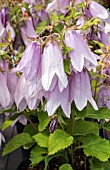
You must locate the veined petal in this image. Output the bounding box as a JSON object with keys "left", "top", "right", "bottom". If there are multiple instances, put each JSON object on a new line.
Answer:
{"left": 42, "top": 41, "right": 68, "bottom": 91}
{"left": 60, "top": 85, "right": 71, "bottom": 118}
{"left": 65, "top": 30, "right": 97, "bottom": 71}
{"left": 46, "top": 85, "right": 60, "bottom": 116}
{"left": 83, "top": 71, "right": 98, "bottom": 110}
{"left": 89, "top": 1, "right": 109, "bottom": 19}
{"left": 14, "top": 74, "right": 27, "bottom": 110}
{"left": 21, "top": 18, "right": 38, "bottom": 46}
{"left": 0, "top": 72, "right": 12, "bottom": 108}
{"left": 73, "top": 71, "right": 87, "bottom": 110}
{"left": 46, "top": 0, "right": 71, "bottom": 12}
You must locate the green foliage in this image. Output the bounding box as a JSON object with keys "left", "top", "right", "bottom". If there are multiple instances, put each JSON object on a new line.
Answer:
{"left": 38, "top": 111, "right": 51, "bottom": 132}
{"left": 82, "top": 134, "right": 110, "bottom": 162}
{"left": 33, "top": 133, "right": 49, "bottom": 148}
{"left": 59, "top": 164, "right": 73, "bottom": 170}
{"left": 2, "top": 113, "right": 22, "bottom": 131}
{"left": 89, "top": 158, "right": 110, "bottom": 170}
{"left": 76, "top": 106, "right": 110, "bottom": 120}
{"left": 103, "top": 121, "right": 110, "bottom": 131}
{"left": 30, "top": 145, "right": 47, "bottom": 166}
{"left": 48, "top": 129, "right": 73, "bottom": 155}
{"left": 64, "top": 58, "right": 71, "bottom": 75}
{"left": 73, "top": 120, "right": 99, "bottom": 136}
{"left": 2, "top": 133, "right": 33, "bottom": 156}
{"left": 23, "top": 124, "right": 37, "bottom": 136}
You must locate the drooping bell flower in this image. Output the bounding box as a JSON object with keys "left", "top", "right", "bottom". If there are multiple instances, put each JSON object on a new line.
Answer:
{"left": 7, "top": 73, "right": 19, "bottom": 104}
{"left": 14, "top": 74, "right": 27, "bottom": 111}
{"left": 42, "top": 41, "right": 68, "bottom": 92}
{"left": 46, "top": 0, "right": 71, "bottom": 13}
{"left": 70, "top": 70, "right": 98, "bottom": 111}
{"left": 65, "top": 30, "right": 98, "bottom": 72}
{"left": 97, "top": 86, "right": 110, "bottom": 108}
{"left": 88, "top": 1, "right": 110, "bottom": 21}
{"left": 20, "top": 17, "right": 38, "bottom": 46}
{"left": 0, "top": 72, "right": 12, "bottom": 108}
{"left": 45, "top": 83, "right": 71, "bottom": 118}
{"left": 12, "top": 41, "right": 42, "bottom": 81}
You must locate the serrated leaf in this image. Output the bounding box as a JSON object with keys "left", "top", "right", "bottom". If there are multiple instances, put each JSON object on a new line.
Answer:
{"left": 48, "top": 129, "right": 73, "bottom": 155}
{"left": 33, "top": 133, "right": 49, "bottom": 148}
{"left": 59, "top": 164, "right": 73, "bottom": 170}
{"left": 38, "top": 112, "right": 51, "bottom": 132}
{"left": 2, "top": 133, "right": 33, "bottom": 156}
{"left": 73, "top": 120, "right": 99, "bottom": 136}
{"left": 89, "top": 158, "right": 110, "bottom": 170}
{"left": 30, "top": 145, "right": 47, "bottom": 166}
{"left": 82, "top": 134, "right": 110, "bottom": 162}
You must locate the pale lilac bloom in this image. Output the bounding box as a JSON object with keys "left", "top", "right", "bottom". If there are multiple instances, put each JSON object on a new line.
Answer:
{"left": 75, "top": 0, "right": 83, "bottom": 5}
{"left": 20, "top": 18, "right": 38, "bottom": 46}
{"left": 42, "top": 41, "right": 68, "bottom": 92}
{"left": 65, "top": 30, "right": 97, "bottom": 72}
{"left": 88, "top": 1, "right": 109, "bottom": 20}
{"left": 12, "top": 42, "right": 42, "bottom": 81}
{"left": 98, "top": 86, "right": 110, "bottom": 109}
{"left": 46, "top": 0, "right": 71, "bottom": 13}
{"left": 46, "top": 83, "right": 71, "bottom": 118}
{"left": 24, "top": 0, "right": 40, "bottom": 5}
{"left": 70, "top": 71, "right": 98, "bottom": 111}
{"left": 14, "top": 74, "right": 27, "bottom": 111}
{"left": 0, "top": 72, "right": 12, "bottom": 108}
{"left": 7, "top": 73, "right": 19, "bottom": 104}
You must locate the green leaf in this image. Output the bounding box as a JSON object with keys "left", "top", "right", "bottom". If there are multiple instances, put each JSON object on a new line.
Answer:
{"left": 30, "top": 145, "right": 47, "bottom": 166}
{"left": 76, "top": 106, "right": 110, "bottom": 120}
{"left": 73, "top": 120, "right": 99, "bottom": 136}
{"left": 82, "top": 134, "right": 110, "bottom": 162}
{"left": 2, "top": 133, "right": 33, "bottom": 156}
{"left": 38, "top": 111, "right": 51, "bottom": 132}
{"left": 59, "top": 164, "right": 73, "bottom": 170}
{"left": 89, "top": 158, "right": 110, "bottom": 170}
{"left": 103, "top": 121, "right": 110, "bottom": 131}
{"left": 2, "top": 120, "right": 14, "bottom": 131}
{"left": 64, "top": 58, "right": 71, "bottom": 75}
{"left": 48, "top": 129, "right": 73, "bottom": 155}
{"left": 36, "top": 19, "right": 47, "bottom": 33}
{"left": 63, "top": 47, "right": 73, "bottom": 55}
{"left": 33, "top": 133, "right": 49, "bottom": 148}
{"left": 94, "top": 49, "right": 103, "bottom": 55}
{"left": 23, "top": 124, "right": 37, "bottom": 136}
{"left": 2, "top": 113, "right": 22, "bottom": 131}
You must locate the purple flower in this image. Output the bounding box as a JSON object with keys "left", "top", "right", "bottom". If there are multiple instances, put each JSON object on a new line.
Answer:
{"left": 14, "top": 74, "right": 27, "bottom": 111}
{"left": 88, "top": 1, "right": 109, "bottom": 20}
{"left": 0, "top": 72, "right": 12, "bottom": 108}
{"left": 46, "top": 0, "right": 71, "bottom": 13}
{"left": 97, "top": 86, "right": 110, "bottom": 109}
{"left": 20, "top": 18, "right": 38, "bottom": 46}
{"left": 12, "top": 42, "right": 42, "bottom": 81}
{"left": 65, "top": 30, "right": 97, "bottom": 72}
{"left": 42, "top": 41, "right": 68, "bottom": 92}
{"left": 45, "top": 82, "right": 71, "bottom": 118}
{"left": 70, "top": 70, "right": 98, "bottom": 111}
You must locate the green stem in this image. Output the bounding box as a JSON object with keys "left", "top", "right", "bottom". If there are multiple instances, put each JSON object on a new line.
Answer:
{"left": 24, "top": 112, "right": 37, "bottom": 131}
